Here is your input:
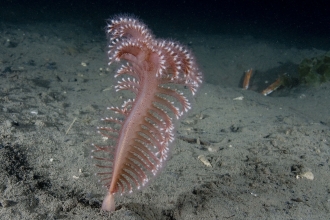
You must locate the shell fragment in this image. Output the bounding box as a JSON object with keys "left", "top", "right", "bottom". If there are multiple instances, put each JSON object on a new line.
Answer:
{"left": 198, "top": 155, "right": 212, "bottom": 167}
{"left": 296, "top": 171, "right": 314, "bottom": 180}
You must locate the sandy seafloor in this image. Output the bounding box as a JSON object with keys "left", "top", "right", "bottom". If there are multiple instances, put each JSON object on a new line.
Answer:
{"left": 0, "top": 19, "right": 330, "bottom": 220}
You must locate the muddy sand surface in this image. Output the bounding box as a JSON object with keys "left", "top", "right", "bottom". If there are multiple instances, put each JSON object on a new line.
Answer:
{"left": 1, "top": 20, "right": 330, "bottom": 220}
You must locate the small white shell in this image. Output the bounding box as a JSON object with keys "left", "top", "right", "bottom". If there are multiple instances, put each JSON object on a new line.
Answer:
{"left": 296, "top": 171, "right": 314, "bottom": 180}
{"left": 198, "top": 155, "right": 212, "bottom": 167}
{"left": 30, "top": 110, "right": 38, "bottom": 115}
{"left": 233, "top": 96, "right": 244, "bottom": 100}
{"left": 207, "top": 146, "right": 218, "bottom": 152}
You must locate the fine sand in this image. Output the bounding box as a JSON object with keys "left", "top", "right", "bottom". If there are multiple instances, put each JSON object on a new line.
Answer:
{"left": 1, "top": 20, "right": 330, "bottom": 220}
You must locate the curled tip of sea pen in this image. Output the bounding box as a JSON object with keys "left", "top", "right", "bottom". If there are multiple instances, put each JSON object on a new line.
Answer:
{"left": 101, "top": 193, "right": 115, "bottom": 212}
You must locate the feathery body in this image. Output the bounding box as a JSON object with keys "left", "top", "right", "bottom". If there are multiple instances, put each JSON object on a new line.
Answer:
{"left": 92, "top": 15, "right": 202, "bottom": 211}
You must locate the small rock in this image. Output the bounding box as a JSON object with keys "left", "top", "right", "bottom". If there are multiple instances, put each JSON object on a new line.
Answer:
{"left": 4, "top": 120, "right": 12, "bottom": 127}
{"left": 1, "top": 199, "right": 16, "bottom": 208}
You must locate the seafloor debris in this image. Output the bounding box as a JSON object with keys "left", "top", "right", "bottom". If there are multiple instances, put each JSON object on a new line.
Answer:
{"left": 296, "top": 171, "right": 314, "bottom": 180}
{"left": 198, "top": 155, "right": 212, "bottom": 167}
{"left": 233, "top": 96, "right": 244, "bottom": 100}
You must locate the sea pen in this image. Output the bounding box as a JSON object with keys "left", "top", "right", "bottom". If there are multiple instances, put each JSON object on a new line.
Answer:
{"left": 92, "top": 15, "right": 203, "bottom": 211}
